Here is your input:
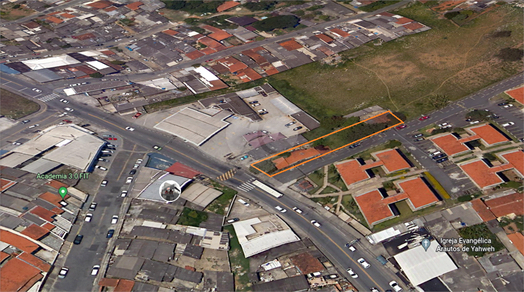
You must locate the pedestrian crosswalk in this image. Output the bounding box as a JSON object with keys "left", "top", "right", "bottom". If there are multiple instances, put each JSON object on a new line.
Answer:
{"left": 38, "top": 93, "right": 60, "bottom": 102}
{"left": 216, "top": 168, "right": 237, "bottom": 181}
{"left": 237, "top": 179, "right": 255, "bottom": 192}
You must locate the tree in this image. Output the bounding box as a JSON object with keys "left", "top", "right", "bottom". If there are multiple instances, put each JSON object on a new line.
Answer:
{"left": 252, "top": 15, "right": 300, "bottom": 32}
{"left": 90, "top": 72, "right": 103, "bottom": 78}
{"left": 244, "top": 1, "right": 277, "bottom": 11}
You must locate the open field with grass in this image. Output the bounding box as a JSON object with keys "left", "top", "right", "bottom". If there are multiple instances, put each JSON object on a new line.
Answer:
{"left": 0, "top": 89, "right": 40, "bottom": 119}
{"left": 0, "top": 3, "right": 34, "bottom": 21}
{"left": 177, "top": 207, "right": 208, "bottom": 227}
{"left": 206, "top": 181, "right": 237, "bottom": 215}
{"left": 268, "top": 3, "right": 523, "bottom": 129}
{"left": 224, "top": 225, "right": 251, "bottom": 291}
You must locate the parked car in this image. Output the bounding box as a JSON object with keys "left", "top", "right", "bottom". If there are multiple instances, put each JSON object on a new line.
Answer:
{"left": 502, "top": 122, "right": 515, "bottom": 127}
{"left": 349, "top": 143, "right": 361, "bottom": 149}
{"left": 346, "top": 268, "right": 358, "bottom": 278}
{"left": 59, "top": 99, "right": 69, "bottom": 103}
{"left": 345, "top": 243, "right": 356, "bottom": 252}
{"left": 96, "top": 165, "right": 107, "bottom": 171}
{"left": 251, "top": 103, "right": 261, "bottom": 107}
{"left": 111, "top": 215, "right": 118, "bottom": 224}
{"left": 106, "top": 229, "right": 115, "bottom": 238}
{"left": 470, "top": 120, "right": 480, "bottom": 124}
{"left": 436, "top": 157, "right": 448, "bottom": 163}
{"left": 125, "top": 127, "right": 135, "bottom": 131}
{"left": 389, "top": 281, "right": 402, "bottom": 292}
{"left": 227, "top": 218, "right": 239, "bottom": 223}
{"left": 275, "top": 206, "right": 287, "bottom": 213}
{"left": 432, "top": 154, "right": 447, "bottom": 160}
{"left": 129, "top": 169, "right": 136, "bottom": 175}
{"left": 62, "top": 119, "right": 72, "bottom": 123}
{"left": 121, "top": 190, "right": 128, "bottom": 198}
{"left": 412, "top": 133, "right": 423, "bottom": 138}
{"left": 259, "top": 111, "right": 268, "bottom": 115}
{"left": 32, "top": 88, "right": 42, "bottom": 93}
{"left": 136, "top": 159, "right": 143, "bottom": 164}
{"left": 285, "top": 121, "right": 297, "bottom": 127}
{"left": 311, "top": 220, "right": 321, "bottom": 228}
{"left": 497, "top": 102, "right": 507, "bottom": 106}
{"left": 64, "top": 107, "right": 74, "bottom": 112}
{"left": 357, "top": 258, "right": 371, "bottom": 269}
{"left": 58, "top": 267, "right": 69, "bottom": 279}
{"left": 91, "top": 265, "right": 100, "bottom": 276}
{"left": 257, "top": 109, "right": 267, "bottom": 113}
{"left": 238, "top": 199, "right": 250, "bottom": 206}
{"left": 503, "top": 104, "right": 514, "bottom": 108}
{"left": 249, "top": 101, "right": 259, "bottom": 104}
{"left": 126, "top": 177, "right": 133, "bottom": 184}
{"left": 28, "top": 124, "right": 39, "bottom": 129}
{"left": 133, "top": 163, "right": 140, "bottom": 169}
{"left": 413, "top": 137, "right": 425, "bottom": 142}
{"left": 21, "top": 119, "right": 30, "bottom": 124}
{"left": 419, "top": 116, "right": 430, "bottom": 121}
{"left": 73, "top": 234, "right": 84, "bottom": 244}
{"left": 293, "top": 126, "right": 303, "bottom": 131}
{"left": 396, "top": 125, "right": 407, "bottom": 129}
{"left": 85, "top": 213, "right": 93, "bottom": 222}
{"left": 100, "top": 180, "right": 108, "bottom": 187}
{"left": 133, "top": 112, "right": 142, "bottom": 119}
{"left": 153, "top": 145, "right": 162, "bottom": 150}
{"left": 88, "top": 202, "right": 97, "bottom": 211}
{"left": 292, "top": 207, "right": 303, "bottom": 214}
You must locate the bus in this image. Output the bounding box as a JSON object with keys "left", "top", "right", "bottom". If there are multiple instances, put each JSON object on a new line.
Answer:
{"left": 252, "top": 180, "right": 284, "bottom": 198}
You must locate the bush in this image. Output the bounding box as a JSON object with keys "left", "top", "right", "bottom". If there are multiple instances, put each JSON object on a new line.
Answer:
{"left": 252, "top": 15, "right": 300, "bottom": 32}
{"left": 496, "top": 48, "right": 524, "bottom": 62}
{"left": 162, "top": 0, "right": 225, "bottom": 14}
{"left": 89, "top": 72, "right": 104, "bottom": 78}
{"left": 244, "top": 1, "right": 277, "bottom": 11}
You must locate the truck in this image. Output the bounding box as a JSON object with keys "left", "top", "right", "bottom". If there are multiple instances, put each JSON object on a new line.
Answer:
{"left": 252, "top": 180, "right": 283, "bottom": 198}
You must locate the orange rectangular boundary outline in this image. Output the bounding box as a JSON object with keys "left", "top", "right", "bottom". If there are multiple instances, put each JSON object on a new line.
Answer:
{"left": 251, "top": 110, "right": 404, "bottom": 177}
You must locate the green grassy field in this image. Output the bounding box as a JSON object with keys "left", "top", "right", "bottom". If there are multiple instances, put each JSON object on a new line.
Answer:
{"left": 206, "top": 181, "right": 237, "bottom": 215}
{"left": 0, "top": 89, "right": 40, "bottom": 119}
{"left": 267, "top": 3, "right": 523, "bottom": 126}
{"left": 176, "top": 207, "right": 208, "bottom": 227}
{"left": 224, "top": 225, "right": 251, "bottom": 291}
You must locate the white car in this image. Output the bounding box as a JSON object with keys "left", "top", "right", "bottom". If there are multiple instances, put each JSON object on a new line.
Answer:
{"left": 125, "top": 127, "right": 135, "bottom": 131}
{"left": 96, "top": 165, "right": 107, "bottom": 171}
{"left": 346, "top": 268, "right": 358, "bottom": 279}
{"left": 85, "top": 213, "right": 93, "bottom": 222}
{"left": 275, "top": 206, "right": 287, "bottom": 213}
{"left": 346, "top": 244, "right": 356, "bottom": 252}
{"left": 257, "top": 109, "right": 267, "bottom": 113}
{"left": 125, "top": 177, "right": 133, "bottom": 184}
{"left": 91, "top": 265, "right": 100, "bottom": 276}
{"left": 502, "top": 122, "right": 515, "bottom": 127}
{"left": 357, "top": 258, "right": 370, "bottom": 269}
{"left": 133, "top": 163, "right": 140, "bottom": 169}
{"left": 64, "top": 107, "right": 74, "bottom": 112}
{"left": 121, "top": 190, "right": 128, "bottom": 198}
{"left": 58, "top": 112, "right": 67, "bottom": 117}
{"left": 311, "top": 220, "right": 321, "bottom": 228}
{"left": 58, "top": 267, "right": 69, "bottom": 279}
{"left": 292, "top": 207, "right": 303, "bottom": 214}
{"left": 111, "top": 215, "right": 118, "bottom": 224}
{"left": 469, "top": 120, "right": 480, "bottom": 124}
{"left": 32, "top": 88, "right": 42, "bottom": 93}
{"left": 438, "top": 122, "right": 448, "bottom": 128}
{"left": 136, "top": 159, "right": 143, "bottom": 164}
{"left": 59, "top": 99, "right": 69, "bottom": 103}
{"left": 100, "top": 180, "right": 108, "bottom": 187}
{"left": 389, "top": 281, "right": 403, "bottom": 292}
{"left": 503, "top": 104, "right": 514, "bottom": 108}
{"left": 28, "top": 124, "right": 39, "bottom": 128}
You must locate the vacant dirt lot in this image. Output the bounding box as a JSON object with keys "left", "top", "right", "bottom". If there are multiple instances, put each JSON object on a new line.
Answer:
{"left": 0, "top": 89, "right": 40, "bottom": 119}
{"left": 268, "top": 3, "right": 523, "bottom": 121}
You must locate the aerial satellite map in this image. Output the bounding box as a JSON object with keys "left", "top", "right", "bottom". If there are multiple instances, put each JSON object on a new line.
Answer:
{"left": 0, "top": 0, "right": 523, "bottom": 291}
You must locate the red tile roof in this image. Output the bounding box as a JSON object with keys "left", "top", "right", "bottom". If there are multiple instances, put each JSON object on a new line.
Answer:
{"left": 30, "top": 206, "right": 55, "bottom": 222}
{"left": 506, "top": 86, "right": 524, "bottom": 104}
{"left": 216, "top": 56, "right": 248, "bottom": 73}
{"left": 46, "top": 180, "right": 68, "bottom": 190}
{"left": 217, "top": 1, "right": 240, "bottom": 12}
{"left": 46, "top": 16, "right": 64, "bottom": 24}
{"left": 17, "top": 252, "right": 51, "bottom": 272}
{"left": 373, "top": 149, "right": 411, "bottom": 173}
{"left": 208, "top": 31, "right": 233, "bottom": 41}
{"left": 87, "top": 0, "right": 113, "bottom": 9}
{"left": 165, "top": 162, "right": 201, "bottom": 178}
{"left": 21, "top": 224, "right": 49, "bottom": 240}
{"left": 329, "top": 28, "right": 350, "bottom": 38}
{"left": 60, "top": 13, "right": 76, "bottom": 19}
{"left": 198, "top": 36, "right": 223, "bottom": 49}
{"left": 485, "top": 192, "right": 524, "bottom": 217}
{"left": 404, "top": 22, "right": 424, "bottom": 31}
{"left": 0, "top": 230, "right": 39, "bottom": 253}
{"left": 395, "top": 17, "right": 412, "bottom": 24}
{"left": 501, "top": 150, "right": 524, "bottom": 177}
{"left": 104, "top": 6, "right": 117, "bottom": 12}
{"left": 201, "top": 47, "right": 216, "bottom": 55}
{"left": 316, "top": 34, "right": 333, "bottom": 43}
{"left": 39, "top": 192, "right": 64, "bottom": 207}
{"left": 209, "top": 80, "right": 228, "bottom": 90}
{"left": 237, "top": 67, "right": 262, "bottom": 82}
{"left": 279, "top": 39, "right": 302, "bottom": 51}
{"left": 114, "top": 279, "right": 135, "bottom": 292}
{"left": 335, "top": 160, "right": 370, "bottom": 186}
{"left": 397, "top": 177, "right": 439, "bottom": 209}
{"left": 0, "top": 252, "right": 9, "bottom": 263}
{"left": 471, "top": 199, "right": 496, "bottom": 221}
{"left": 430, "top": 134, "right": 470, "bottom": 156}
{"left": 185, "top": 50, "right": 205, "bottom": 60}
{"left": 74, "top": 33, "right": 96, "bottom": 40}
{"left": 242, "top": 49, "right": 269, "bottom": 66}
{"left": 290, "top": 252, "right": 325, "bottom": 274}
{"left": 469, "top": 124, "right": 509, "bottom": 145}
{"left": 162, "top": 29, "right": 179, "bottom": 36}
{"left": 0, "top": 258, "right": 42, "bottom": 292}
{"left": 99, "top": 278, "right": 119, "bottom": 287}
{"left": 22, "top": 21, "right": 40, "bottom": 29}
{"left": 507, "top": 233, "right": 524, "bottom": 256}
{"left": 355, "top": 190, "right": 399, "bottom": 225}
{"left": 264, "top": 65, "right": 279, "bottom": 76}
{"left": 0, "top": 178, "right": 16, "bottom": 192}
{"left": 101, "top": 50, "right": 116, "bottom": 56}
{"left": 125, "top": 1, "right": 143, "bottom": 10}
{"left": 317, "top": 46, "right": 335, "bottom": 56}
{"left": 461, "top": 150, "right": 523, "bottom": 189}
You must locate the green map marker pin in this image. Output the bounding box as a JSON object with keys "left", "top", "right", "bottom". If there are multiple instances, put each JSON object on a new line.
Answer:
{"left": 58, "top": 187, "right": 68, "bottom": 200}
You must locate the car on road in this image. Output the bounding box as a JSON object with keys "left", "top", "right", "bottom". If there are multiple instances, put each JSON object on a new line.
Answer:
{"left": 389, "top": 281, "right": 402, "bottom": 292}
{"left": 293, "top": 126, "right": 303, "bottom": 131}
{"left": 239, "top": 155, "right": 249, "bottom": 160}
{"left": 259, "top": 111, "right": 268, "bottom": 115}
{"left": 96, "top": 165, "right": 107, "bottom": 171}
{"left": 227, "top": 218, "right": 239, "bottom": 223}
{"left": 311, "top": 220, "right": 321, "bottom": 228}
{"left": 129, "top": 169, "right": 136, "bottom": 175}
{"left": 498, "top": 102, "right": 508, "bottom": 106}
{"left": 396, "top": 125, "right": 407, "bottom": 129}
{"left": 88, "top": 202, "right": 97, "bottom": 211}
{"left": 275, "top": 206, "right": 287, "bottom": 213}
{"left": 285, "top": 121, "right": 297, "bottom": 127}
{"left": 62, "top": 119, "right": 72, "bottom": 123}
{"left": 106, "top": 229, "right": 115, "bottom": 238}
{"left": 91, "top": 265, "right": 100, "bottom": 276}
{"left": 413, "top": 137, "right": 425, "bottom": 142}
{"left": 346, "top": 268, "right": 358, "bottom": 278}
{"left": 64, "top": 107, "right": 74, "bottom": 112}
{"left": 21, "top": 119, "right": 30, "bottom": 124}
{"left": 59, "top": 99, "right": 69, "bottom": 103}
{"left": 345, "top": 244, "right": 356, "bottom": 251}
{"left": 153, "top": 145, "right": 162, "bottom": 150}
{"left": 470, "top": 120, "right": 480, "bottom": 124}
{"left": 257, "top": 109, "right": 267, "bottom": 113}
{"left": 12, "top": 141, "right": 22, "bottom": 146}
{"left": 58, "top": 112, "right": 68, "bottom": 117}
{"left": 357, "top": 258, "right": 371, "bottom": 269}
{"left": 503, "top": 104, "right": 514, "bottom": 108}
{"left": 136, "top": 159, "right": 143, "bottom": 164}
{"left": 125, "top": 127, "right": 135, "bottom": 131}
{"left": 58, "top": 267, "right": 69, "bottom": 279}
{"left": 502, "top": 122, "right": 515, "bottom": 127}
{"left": 126, "top": 177, "right": 133, "bottom": 184}
{"left": 292, "top": 207, "right": 303, "bottom": 214}
{"left": 32, "top": 88, "right": 42, "bottom": 93}
{"left": 419, "top": 116, "right": 430, "bottom": 121}
{"left": 28, "top": 124, "right": 39, "bottom": 129}
{"left": 438, "top": 122, "right": 451, "bottom": 128}
{"left": 436, "top": 157, "right": 448, "bottom": 163}
{"left": 85, "top": 213, "right": 93, "bottom": 222}
{"left": 348, "top": 143, "right": 361, "bottom": 149}
{"left": 73, "top": 234, "right": 84, "bottom": 245}
{"left": 121, "top": 190, "right": 128, "bottom": 198}
{"left": 370, "top": 288, "right": 380, "bottom": 292}
{"left": 100, "top": 180, "right": 108, "bottom": 187}
{"left": 412, "top": 133, "right": 423, "bottom": 138}
{"left": 111, "top": 215, "right": 118, "bottom": 224}
{"left": 133, "top": 112, "right": 142, "bottom": 119}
